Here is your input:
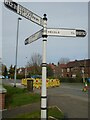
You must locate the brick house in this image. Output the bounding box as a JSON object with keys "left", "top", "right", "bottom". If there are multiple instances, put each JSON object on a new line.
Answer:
{"left": 57, "top": 59, "right": 90, "bottom": 78}
{"left": 55, "top": 64, "right": 67, "bottom": 78}
{"left": 17, "top": 59, "right": 90, "bottom": 79}
{"left": 67, "top": 59, "right": 90, "bottom": 78}
{"left": 48, "top": 63, "right": 56, "bottom": 72}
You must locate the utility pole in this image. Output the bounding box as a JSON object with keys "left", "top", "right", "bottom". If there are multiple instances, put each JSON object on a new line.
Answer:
{"left": 25, "top": 57, "right": 27, "bottom": 79}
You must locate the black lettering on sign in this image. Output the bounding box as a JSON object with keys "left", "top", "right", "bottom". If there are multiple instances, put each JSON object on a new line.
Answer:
{"left": 4, "top": 0, "right": 18, "bottom": 13}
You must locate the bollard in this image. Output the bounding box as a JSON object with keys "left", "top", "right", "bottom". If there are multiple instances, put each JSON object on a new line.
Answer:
{"left": 27, "top": 79, "right": 33, "bottom": 92}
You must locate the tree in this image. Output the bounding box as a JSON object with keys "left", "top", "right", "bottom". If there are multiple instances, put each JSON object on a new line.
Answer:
{"left": 3, "top": 66, "right": 7, "bottom": 78}
{"left": 47, "top": 65, "right": 54, "bottom": 78}
{"left": 27, "top": 53, "right": 42, "bottom": 75}
{"left": 58, "top": 57, "right": 70, "bottom": 64}
{"left": 28, "top": 53, "right": 42, "bottom": 66}
{"left": 9, "top": 65, "right": 15, "bottom": 78}
{"left": 2, "top": 65, "right": 7, "bottom": 78}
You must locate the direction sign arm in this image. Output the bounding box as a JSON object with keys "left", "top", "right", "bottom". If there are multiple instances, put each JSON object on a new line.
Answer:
{"left": 24, "top": 29, "right": 43, "bottom": 45}
{"left": 4, "top": 0, "right": 44, "bottom": 27}
{"left": 47, "top": 28, "right": 86, "bottom": 37}
{"left": 17, "top": 4, "right": 44, "bottom": 26}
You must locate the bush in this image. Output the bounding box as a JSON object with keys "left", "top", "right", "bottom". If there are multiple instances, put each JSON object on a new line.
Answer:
{"left": 59, "top": 77, "right": 82, "bottom": 83}
{"left": 17, "top": 74, "right": 25, "bottom": 79}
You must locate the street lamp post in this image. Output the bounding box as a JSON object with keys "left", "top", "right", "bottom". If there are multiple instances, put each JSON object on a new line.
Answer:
{"left": 14, "top": 17, "right": 22, "bottom": 87}
{"left": 82, "top": 67, "right": 85, "bottom": 83}
{"left": 25, "top": 57, "right": 27, "bottom": 79}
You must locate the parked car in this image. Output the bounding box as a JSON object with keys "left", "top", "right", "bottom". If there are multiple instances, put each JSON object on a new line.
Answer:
{"left": 0, "top": 75, "right": 5, "bottom": 79}
{"left": 87, "top": 78, "right": 90, "bottom": 83}
{"left": 31, "top": 75, "right": 42, "bottom": 79}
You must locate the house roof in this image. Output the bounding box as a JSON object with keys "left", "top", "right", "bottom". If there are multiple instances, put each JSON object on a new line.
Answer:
{"left": 67, "top": 59, "right": 90, "bottom": 68}
{"left": 59, "top": 64, "right": 67, "bottom": 68}
{"left": 48, "top": 63, "right": 56, "bottom": 70}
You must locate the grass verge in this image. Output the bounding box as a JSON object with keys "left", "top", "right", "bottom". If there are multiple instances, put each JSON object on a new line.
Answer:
{"left": 16, "top": 106, "right": 64, "bottom": 120}
{"left": 4, "top": 85, "right": 40, "bottom": 109}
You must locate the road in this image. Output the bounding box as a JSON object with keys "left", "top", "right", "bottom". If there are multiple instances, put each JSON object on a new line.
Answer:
{"left": 47, "top": 83, "right": 88, "bottom": 118}
{"left": 35, "top": 83, "right": 88, "bottom": 118}
{"left": 2, "top": 79, "right": 89, "bottom": 118}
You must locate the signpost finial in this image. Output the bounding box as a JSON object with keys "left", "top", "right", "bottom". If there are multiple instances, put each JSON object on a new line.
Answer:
{"left": 43, "top": 14, "right": 47, "bottom": 21}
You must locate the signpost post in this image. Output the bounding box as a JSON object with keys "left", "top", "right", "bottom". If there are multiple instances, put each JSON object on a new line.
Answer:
{"left": 4, "top": 0, "right": 87, "bottom": 119}
{"left": 41, "top": 14, "right": 47, "bottom": 119}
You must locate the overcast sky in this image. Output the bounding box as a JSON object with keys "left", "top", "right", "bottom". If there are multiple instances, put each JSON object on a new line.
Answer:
{"left": 1, "top": 1, "right": 88, "bottom": 68}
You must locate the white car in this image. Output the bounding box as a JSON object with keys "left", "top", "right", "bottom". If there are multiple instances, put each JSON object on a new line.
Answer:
{"left": 0, "top": 75, "right": 5, "bottom": 79}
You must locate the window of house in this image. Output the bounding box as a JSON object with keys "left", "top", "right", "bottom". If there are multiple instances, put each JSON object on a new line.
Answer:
{"left": 67, "top": 68, "right": 70, "bottom": 72}
{"left": 62, "top": 69, "right": 63, "bottom": 72}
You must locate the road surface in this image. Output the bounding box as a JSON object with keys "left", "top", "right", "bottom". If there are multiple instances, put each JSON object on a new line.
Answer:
{"left": 47, "top": 83, "right": 88, "bottom": 118}
{"left": 35, "top": 83, "right": 88, "bottom": 118}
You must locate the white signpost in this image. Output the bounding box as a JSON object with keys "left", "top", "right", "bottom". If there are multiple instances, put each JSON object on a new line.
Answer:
{"left": 4, "top": 1, "right": 87, "bottom": 120}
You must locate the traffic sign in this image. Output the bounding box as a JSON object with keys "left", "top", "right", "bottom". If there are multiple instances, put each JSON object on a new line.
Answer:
{"left": 4, "top": 0, "right": 44, "bottom": 27}
{"left": 25, "top": 29, "right": 43, "bottom": 45}
{"left": 47, "top": 28, "right": 86, "bottom": 37}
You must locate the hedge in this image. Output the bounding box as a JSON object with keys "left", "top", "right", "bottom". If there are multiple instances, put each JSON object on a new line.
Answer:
{"left": 59, "top": 77, "right": 83, "bottom": 83}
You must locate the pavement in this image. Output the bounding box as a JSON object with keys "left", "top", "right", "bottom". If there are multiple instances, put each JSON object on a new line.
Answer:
{"left": 2, "top": 102, "right": 41, "bottom": 118}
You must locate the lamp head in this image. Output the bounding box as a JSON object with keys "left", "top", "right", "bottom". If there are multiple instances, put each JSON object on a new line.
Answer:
{"left": 18, "top": 17, "right": 22, "bottom": 20}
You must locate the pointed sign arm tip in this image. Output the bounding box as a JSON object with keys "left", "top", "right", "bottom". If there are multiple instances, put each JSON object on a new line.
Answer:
{"left": 76, "top": 29, "right": 87, "bottom": 37}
